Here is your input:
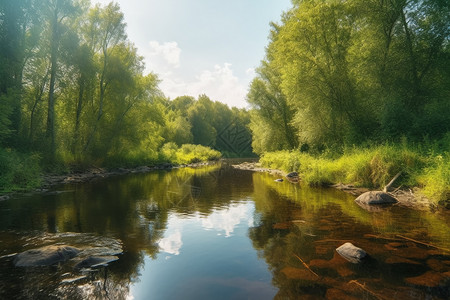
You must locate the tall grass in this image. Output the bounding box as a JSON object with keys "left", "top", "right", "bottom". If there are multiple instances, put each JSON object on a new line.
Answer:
{"left": 260, "top": 143, "right": 449, "bottom": 206}
{"left": 419, "top": 153, "right": 450, "bottom": 207}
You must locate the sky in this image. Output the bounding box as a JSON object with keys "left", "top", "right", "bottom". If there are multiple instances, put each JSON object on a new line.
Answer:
{"left": 90, "top": 0, "right": 292, "bottom": 108}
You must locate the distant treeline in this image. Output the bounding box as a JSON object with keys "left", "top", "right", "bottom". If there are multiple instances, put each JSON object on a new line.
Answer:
{"left": 0, "top": 0, "right": 253, "bottom": 172}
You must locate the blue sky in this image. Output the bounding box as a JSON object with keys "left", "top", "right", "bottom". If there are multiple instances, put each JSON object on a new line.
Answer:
{"left": 91, "top": 0, "right": 292, "bottom": 108}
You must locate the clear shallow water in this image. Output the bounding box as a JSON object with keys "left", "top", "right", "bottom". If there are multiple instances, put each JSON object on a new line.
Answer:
{"left": 0, "top": 160, "right": 449, "bottom": 299}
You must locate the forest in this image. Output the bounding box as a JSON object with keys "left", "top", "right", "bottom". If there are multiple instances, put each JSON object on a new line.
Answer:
{"left": 0, "top": 0, "right": 252, "bottom": 192}
{"left": 1, "top": 0, "right": 449, "bottom": 206}
{"left": 247, "top": 0, "right": 449, "bottom": 206}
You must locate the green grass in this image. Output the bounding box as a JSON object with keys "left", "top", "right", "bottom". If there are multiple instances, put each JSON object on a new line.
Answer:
{"left": 260, "top": 142, "right": 449, "bottom": 206}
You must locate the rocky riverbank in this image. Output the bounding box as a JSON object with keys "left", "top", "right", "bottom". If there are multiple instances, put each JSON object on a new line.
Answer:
{"left": 232, "top": 162, "right": 435, "bottom": 211}
{"left": 0, "top": 161, "right": 217, "bottom": 201}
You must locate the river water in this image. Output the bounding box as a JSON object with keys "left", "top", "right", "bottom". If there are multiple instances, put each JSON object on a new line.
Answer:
{"left": 0, "top": 160, "right": 449, "bottom": 299}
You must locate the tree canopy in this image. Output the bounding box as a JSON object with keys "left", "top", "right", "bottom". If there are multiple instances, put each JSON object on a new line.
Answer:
{"left": 248, "top": 0, "right": 449, "bottom": 153}
{"left": 0, "top": 0, "right": 253, "bottom": 172}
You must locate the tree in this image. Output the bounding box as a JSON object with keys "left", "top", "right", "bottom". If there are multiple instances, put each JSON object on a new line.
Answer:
{"left": 248, "top": 0, "right": 449, "bottom": 150}
{"left": 82, "top": 2, "right": 126, "bottom": 154}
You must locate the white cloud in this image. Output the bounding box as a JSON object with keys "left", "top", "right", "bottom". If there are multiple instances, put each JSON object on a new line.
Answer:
{"left": 144, "top": 41, "right": 181, "bottom": 75}
{"left": 142, "top": 40, "right": 249, "bottom": 108}
{"left": 202, "top": 202, "right": 254, "bottom": 237}
{"left": 161, "top": 63, "right": 248, "bottom": 108}
{"left": 158, "top": 230, "right": 182, "bottom": 255}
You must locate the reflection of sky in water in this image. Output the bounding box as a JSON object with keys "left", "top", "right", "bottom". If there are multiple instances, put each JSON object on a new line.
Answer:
{"left": 202, "top": 202, "right": 254, "bottom": 237}
{"left": 132, "top": 199, "right": 276, "bottom": 300}
{"left": 158, "top": 201, "right": 255, "bottom": 256}
{"left": 158, "top": 231, "right": 182, "bottom": 255}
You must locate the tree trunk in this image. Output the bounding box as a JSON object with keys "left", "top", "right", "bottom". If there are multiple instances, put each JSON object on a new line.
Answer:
{"left": 46, "top": 8, "right": 59, "bottom": 161}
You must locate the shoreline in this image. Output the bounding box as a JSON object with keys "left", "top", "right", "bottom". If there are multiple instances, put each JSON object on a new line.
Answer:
{"left": 232, "top": 162, "right": 437, "bottom": 211}
{"left": 0, "top": 161, "right": 218, "bottom": 201}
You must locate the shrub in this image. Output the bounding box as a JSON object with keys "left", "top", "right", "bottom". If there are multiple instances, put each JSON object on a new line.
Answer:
{"left": 0, "top": 148, "right": 42, "bottom": 193}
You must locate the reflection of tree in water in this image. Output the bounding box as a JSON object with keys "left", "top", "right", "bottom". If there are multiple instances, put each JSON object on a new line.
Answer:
{"left": 248, "top": 172, "right": 450, "bottom": 299}
{"left": 0, "top": 163, "right": 255, "bottom": 299}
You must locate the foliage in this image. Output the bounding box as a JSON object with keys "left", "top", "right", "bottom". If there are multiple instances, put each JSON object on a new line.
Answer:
{"left": 0, "top": 148, "right": 41, "bottom": 193}
{"left": 249, "top": 0, "right": 450, "bottom": 151}
{"left": 0, "top": 0, "right": 253, "bottom": 187}
{"left": 161, "top": 143, "right": 221, "bottom": 165}
{"left": 260, "top": 141, "right": 448, "bottom": 204}
{"left": 170, "top": 95, "right": 254, "bottom": 157}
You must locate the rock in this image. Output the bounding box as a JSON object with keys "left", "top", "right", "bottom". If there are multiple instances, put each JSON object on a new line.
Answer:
{"left": 272, "top": 222, "right": 292, "bottom": 230}
{"left": 385, "top": 256, "right": 421, "bottom": 265}
{"left": 310, "top": 252, "right": 355, "bottom": 277}
{"left": 427, "top": 258, "right": 448, "bottom": 272}
{"left": 61, "top": 275, "right": 87, "bottom": 284}
{"left": 405, "top": 271, "right": 450, "bottom": 288}
{"left": 14, "top": 245, "right": 80, "bottom": 267}
{"left": 0, "top": 195, "right": 10, "bottom": 201}
{"left": 389, "top": 245, "right": 429, "bottom": 260}
{"left": 286, "top": 172, "right": 298, "bottom": 178}
{"left": 355, "top": 201, "right": 390, "bottom": 212}
{"left": 355, "top": 191, "right": 398, "bottom": 205}
{"left": 326, "top": 288, "right": 359, "bottom": 300}
{"left": 281, "top": 266, "right": 319, "bottom": 281}
{"left": 274, "top": 178, "right": 283, "bottom": 182}
{"left": 336, "top": 242, "right": 367, "bottom": 264}
{"left": 74, "top": 255, "right": 119, "bottom": 269}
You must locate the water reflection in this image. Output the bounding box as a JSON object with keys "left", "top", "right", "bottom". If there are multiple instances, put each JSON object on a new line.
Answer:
{"left": 159, "top": 230, "right": 183, "bottom": 255}
{"left": 202, "top": 202, "right": 254, "bottom": 237}
{"left": 0, "top": 161, "right": 449, "bottom": 299}
{"left": 249, "top": 172, "right": 450, "bottom": 299}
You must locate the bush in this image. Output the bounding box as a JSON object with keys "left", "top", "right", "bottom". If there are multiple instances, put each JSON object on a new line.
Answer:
{"left": 175, "top": 144, "right": 221, "bottom": 164}
{"left": 0, "top": 148, "right": 42, "bottom": 193}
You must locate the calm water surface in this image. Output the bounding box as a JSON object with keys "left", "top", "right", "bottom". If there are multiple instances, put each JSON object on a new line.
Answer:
{"left": 0, "top": 160, "right": 449, "bottom": 299}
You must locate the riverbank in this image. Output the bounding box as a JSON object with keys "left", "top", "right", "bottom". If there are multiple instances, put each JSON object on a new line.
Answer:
{"left": 0, "top": 161, "right": 219, "bottom": 202}
{"left": 41, "top": 161, "right": 218, "bottom": 188}
{"left": 0, "top": 144, "right": 221, "bottom": 199}
{"left": 232, "top": 161, "right": 437, "bottom": 211}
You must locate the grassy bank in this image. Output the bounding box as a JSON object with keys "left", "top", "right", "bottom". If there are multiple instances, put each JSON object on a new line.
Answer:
{"left": 260, "top": 142, "right": 449, "bottom": 207}
{"left": 0, "top": 144, "right": 221, "bottom": 194}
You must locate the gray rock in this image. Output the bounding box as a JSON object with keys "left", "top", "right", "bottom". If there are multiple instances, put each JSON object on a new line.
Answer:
{"left": 0, "top": 195, "right": 10, "bottom": 201}
{"left": 286, "top": 172, "right": 299, "bottom": 178}
{"left": 74, "top": 255, "right": 119, "bottom": 269}
{"left": 355, "top": 191, "right": 397, "bottom": 205}
{"left": 336, "top": 242, "right": 367, "bottom": 264}
{"left": 14, "top": 245, "right": 80, "bottom": 267}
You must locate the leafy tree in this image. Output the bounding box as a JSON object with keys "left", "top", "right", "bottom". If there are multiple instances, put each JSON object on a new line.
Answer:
{"left": 248, "top": 0, "right": 449, "bottom": 151}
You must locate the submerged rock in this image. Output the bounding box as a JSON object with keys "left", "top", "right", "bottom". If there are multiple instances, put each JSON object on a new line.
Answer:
{"left": 74, "top": 255, "right": 119, "bottom": 269}
{"left": 405, "top": 271, "right": 450, "bottom": 288}
{"left": 336, "top": 242, "right": 367, "bottom": 264}
{"left": 355, "top": 191, "right": 398, "bottom": 205}
{"left": 14, "top": 245, "right": 80, "bottom": 267}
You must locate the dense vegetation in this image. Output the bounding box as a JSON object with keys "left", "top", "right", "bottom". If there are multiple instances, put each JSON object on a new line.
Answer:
{"left": 0, "top": 0, "right": 252, "bottom": 192}
{"left": 248, "top": 0, "right": 449, "bottom": 205}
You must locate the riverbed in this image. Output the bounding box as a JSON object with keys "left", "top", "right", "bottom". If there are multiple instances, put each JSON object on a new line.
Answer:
{"left": 0, "top": 160, "right": 449, "bottom": 299}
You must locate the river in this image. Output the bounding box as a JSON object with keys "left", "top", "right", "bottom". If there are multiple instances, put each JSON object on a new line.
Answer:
{"left": 0, "top": 160, "right": 449, "bottom": 299}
